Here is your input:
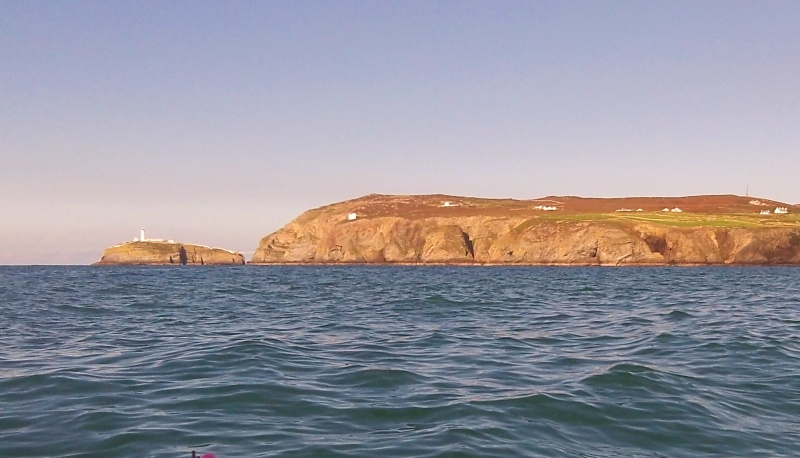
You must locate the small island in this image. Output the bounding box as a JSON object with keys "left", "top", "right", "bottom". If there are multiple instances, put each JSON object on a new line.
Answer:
{"left": 250, "top": 194, "right": 800, "bottom": 266}
{"left": 96, "top": 228, "right": 245, "bottom": 266}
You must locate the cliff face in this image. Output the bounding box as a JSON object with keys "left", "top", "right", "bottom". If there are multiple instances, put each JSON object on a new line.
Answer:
{"left": 96, "top": 241, "right": 245, "bottom": 265}
{"left": 250, "top": 194, "right": 800, "bottom": 266}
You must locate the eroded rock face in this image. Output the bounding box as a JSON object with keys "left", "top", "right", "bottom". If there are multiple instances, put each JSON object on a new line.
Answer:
{"left": 96, "top": 241, "right": 245, "bottom": 265}
{"left": 250, "top": 194, "right": 800, "bottom": 265}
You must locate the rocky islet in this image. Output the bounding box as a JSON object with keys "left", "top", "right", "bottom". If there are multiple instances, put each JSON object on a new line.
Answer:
{"left": 96, "top": 241, "right": 245, "bottom": 265}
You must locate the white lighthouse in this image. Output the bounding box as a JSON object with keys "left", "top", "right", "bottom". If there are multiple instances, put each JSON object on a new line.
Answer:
{"left": 140, "top": 227, "right": 146, "bottom": 242}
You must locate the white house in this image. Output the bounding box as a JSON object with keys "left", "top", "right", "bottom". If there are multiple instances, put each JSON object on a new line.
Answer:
{"left": 671, "top": 208, "right": 683, "bottom": 213}
{"left": 662, "top": 208, "right": 671, "bottom": 212}
{"left": 348, "top": 212, "right": 358, "bottom": 220}
{"left": 441, "top": 201, "right": 460, "bottom": 207}
{"left": 775, "top": 207, "right": 789, "bottom": 214}
{"left": 760, "top": 209, "right": 771, "bottom": 215}
{"left": 534, "top": 205, "right": 558, "bottom": 211}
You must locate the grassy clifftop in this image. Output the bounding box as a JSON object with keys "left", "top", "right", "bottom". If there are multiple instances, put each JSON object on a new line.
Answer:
{"left": 251, "top": 194, "right": 800, "bottom": 265}
{"left": 316, "top": 193, "right": 797, "bottom": 224}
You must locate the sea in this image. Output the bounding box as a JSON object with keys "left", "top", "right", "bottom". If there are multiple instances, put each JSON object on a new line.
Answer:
{"left": 1, "top": 265, "right": 799, "bottom": 457}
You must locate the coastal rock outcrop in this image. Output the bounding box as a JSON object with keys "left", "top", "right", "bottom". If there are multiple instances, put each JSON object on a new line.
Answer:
{"left": 250, "top": 194, "right": 800, "bottom": 266}
{"left": 96, "top": 241, "right": 245, "bottom": 265}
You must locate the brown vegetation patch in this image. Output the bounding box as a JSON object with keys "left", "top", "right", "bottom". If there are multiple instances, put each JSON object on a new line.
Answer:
{"left": 334, "top": 193, "right": 793, "bottom": 220}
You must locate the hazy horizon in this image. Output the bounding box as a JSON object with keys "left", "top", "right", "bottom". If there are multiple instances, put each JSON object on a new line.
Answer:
{"left": 2, "top": 1, "right": 799, "bottom": 264}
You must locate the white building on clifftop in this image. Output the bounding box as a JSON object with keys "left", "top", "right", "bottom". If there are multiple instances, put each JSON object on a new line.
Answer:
{"left": 133, "top": 228, "right": 174, "bottom": 243}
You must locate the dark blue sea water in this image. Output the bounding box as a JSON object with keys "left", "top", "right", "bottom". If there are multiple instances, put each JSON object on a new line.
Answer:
{"left": 1, "top": 266, "right": 799, "bottom": 457}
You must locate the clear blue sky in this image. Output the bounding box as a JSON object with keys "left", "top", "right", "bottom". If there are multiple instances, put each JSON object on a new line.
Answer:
{"left": 2, "top": 1, "right": 798, "bottom": 264}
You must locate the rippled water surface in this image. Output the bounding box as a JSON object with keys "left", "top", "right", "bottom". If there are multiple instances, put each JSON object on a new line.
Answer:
{"left": 2, "top": 266, "right": 800, "bottom": 457}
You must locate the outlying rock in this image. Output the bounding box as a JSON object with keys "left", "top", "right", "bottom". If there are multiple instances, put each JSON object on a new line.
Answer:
{"left": 250, "top": 194, "right": 800, "bottom": 265}
{"left": 96, "top": 241, "right": 245, "bottom": 265}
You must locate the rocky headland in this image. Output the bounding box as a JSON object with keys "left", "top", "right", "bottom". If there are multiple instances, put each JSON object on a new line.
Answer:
{"left": 250, "top": 194, "right": 800, "bottom": 266}
{"left": 96, "top": 241, "right": 245, "bottom": 266}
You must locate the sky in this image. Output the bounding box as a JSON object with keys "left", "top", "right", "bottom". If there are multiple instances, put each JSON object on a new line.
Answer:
{"left": 1, "top": 0, "right": 799, "bottom": 264}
